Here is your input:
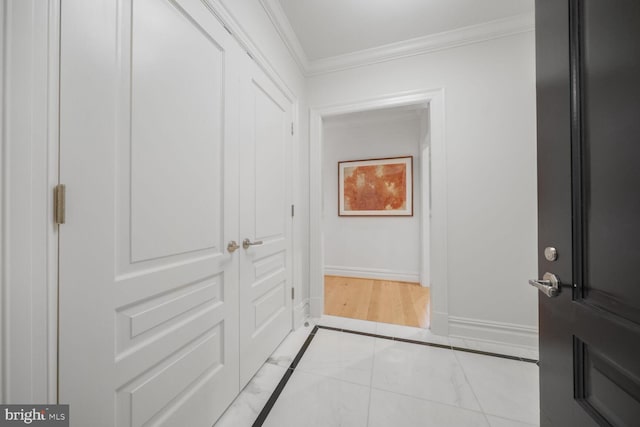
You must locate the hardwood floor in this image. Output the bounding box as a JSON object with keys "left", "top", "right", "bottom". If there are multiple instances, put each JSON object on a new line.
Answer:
{"left": 324, "top": 275, "right": 430, "bottom": 328}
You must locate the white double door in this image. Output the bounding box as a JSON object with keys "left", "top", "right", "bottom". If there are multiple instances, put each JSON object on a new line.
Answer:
{"left": 58, "top": 0, "right": 293, "bottom": 426}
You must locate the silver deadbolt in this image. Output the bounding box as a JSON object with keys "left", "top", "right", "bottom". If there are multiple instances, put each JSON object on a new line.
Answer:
{"left": 544, "top": 247, "right": 558, "bottom": 261}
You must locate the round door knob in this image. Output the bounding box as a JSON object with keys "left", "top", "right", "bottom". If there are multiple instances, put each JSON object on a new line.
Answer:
{"left": 227, "top": 240, "right": 240, "bottom": 253}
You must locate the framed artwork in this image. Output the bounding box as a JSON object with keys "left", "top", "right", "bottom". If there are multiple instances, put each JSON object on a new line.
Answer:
{"left": 338, "top": 156, "right": 413, "bottom": 216}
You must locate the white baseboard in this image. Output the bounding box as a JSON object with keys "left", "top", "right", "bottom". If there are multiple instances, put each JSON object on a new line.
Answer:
{"left": 293, "top": 298, "right": 309, "bottom": 329}
{"left": 324, "top": 265, "right": 420, "bottom": 283}
{"left": 448, "top": 315, "right": 538, "bottom": 349}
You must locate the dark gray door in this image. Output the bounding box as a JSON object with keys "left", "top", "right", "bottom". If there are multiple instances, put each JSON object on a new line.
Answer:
{"left": 535, "top": 0, "right": 640, "bottom": 425}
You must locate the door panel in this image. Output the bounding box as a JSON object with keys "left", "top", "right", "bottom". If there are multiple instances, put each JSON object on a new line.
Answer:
{"left": 59, "top": 0, "right": 240, "bottom": 425}
{"left": 239, "top": 59, "right": 293, "bottom": 386}
{"left": 581, "top": 0, "right": 640, "bottom": 325}
{"left": 572, "top": 1, "right": 640, "bottom": 423}
{"left": 129, "top": 0, "right": 224, "bottom": 262}
{"left": 536, "top": 1, "right": 640, "bottom": 426}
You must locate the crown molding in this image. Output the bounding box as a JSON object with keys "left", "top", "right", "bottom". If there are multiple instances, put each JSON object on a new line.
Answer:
{"left": 259, "top": 5, "right": 534, "bottom": 78}
{"left": 307, "top": 13, "right": 535, "bottom": 76}
{"left": 258, "top": 0, "right": 310, "bottom": 73}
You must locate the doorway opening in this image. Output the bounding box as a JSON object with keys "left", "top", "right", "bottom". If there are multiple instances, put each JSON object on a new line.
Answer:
{"left": 309, "top": 89, "right": 448, "bottom": 335}
{"left": 321, "top": 106, "right": 430, "bottom": 328}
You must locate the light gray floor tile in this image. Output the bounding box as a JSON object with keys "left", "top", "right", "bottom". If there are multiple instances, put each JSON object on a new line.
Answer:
{"left": 460, "top": 339, "right": 539, "bottom": 360}
{"left": 368, "top": 388, "right": 490, "bottom": 427}
{"left": 455, "top": 350, "right": 539, "bottom": 425}
{"left": 372, "top": 338, "right": 482, "bottom": 411}
{"left": 215, "top": 321, "right": 541, "bottom": 427}
{"left": 266, "top": 322, "right": 316, "bottom": 368}
{"left": 317, "top": 315, "right": 379, "bottom": 334}
{"left": 486, "top": 414, "right": 539, "bottom": 427}
{"left": 376, "top": 322, "right": 452, "bottom": 346}
{"left": 296, "top": 328, "right": 375, "bottom": 386}
{"left": 214, "top": 363, "right": 287, "bottom": 427}
{"left": 263, "top": 371, "right": 370, "bottom": 427}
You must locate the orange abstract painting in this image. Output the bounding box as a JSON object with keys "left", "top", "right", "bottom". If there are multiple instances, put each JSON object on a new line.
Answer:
{"left": 338, "top": 156, "right": 413, "bottom": 216}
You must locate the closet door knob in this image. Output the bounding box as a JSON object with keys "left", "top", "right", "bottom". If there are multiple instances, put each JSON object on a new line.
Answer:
{"left": 227, "top": 240, "right": 240, "bottom": 253}
{"left": 242, "top": 238, "right": 263, "bottom": 249}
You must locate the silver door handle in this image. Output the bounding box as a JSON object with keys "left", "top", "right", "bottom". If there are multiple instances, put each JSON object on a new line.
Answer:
{"left": 227, "top": 240, "right": 240, "bottom": 253}
{"left": 528, "top": 272, "right": 561, "bottom": 298}
{"left": 243, "top": 238, "right": 263, "bottom": 249}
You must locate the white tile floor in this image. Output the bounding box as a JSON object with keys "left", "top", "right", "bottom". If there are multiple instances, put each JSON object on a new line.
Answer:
{"left": 214, "top": 317, "right": 540, "bottom": 427}
{"left": 320, "top": 315, "right": 539, "bottom": 361}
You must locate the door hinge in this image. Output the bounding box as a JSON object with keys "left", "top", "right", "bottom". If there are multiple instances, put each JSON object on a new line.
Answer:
{"left": 291, "top": 204, "right": 295, "bottom": 217}
{"left": 54, "top": 184, "right": 66, "bottom": 225}
{"left": 291, "top": 287, "right": 295, "bottom": 300}
{"left": 291, "top": 122, "right": 294, "bottom": 136}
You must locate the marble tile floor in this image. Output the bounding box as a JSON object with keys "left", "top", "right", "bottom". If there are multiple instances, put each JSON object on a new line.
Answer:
{"left": 318, "top": 315, "right": 539, "bottom": 361}
{"left": 214, "top": 316, "right": 539, "bottom": 427}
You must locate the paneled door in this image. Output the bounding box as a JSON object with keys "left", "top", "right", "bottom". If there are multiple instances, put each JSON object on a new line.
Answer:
{"left": 535, "top": 0, "right": 640, "bottom": 425}
{"left": 239, "top": 57, "right": 294, "bottom": 386}
{"left": 58, "top": 0, "right": 241, "bottom": 425}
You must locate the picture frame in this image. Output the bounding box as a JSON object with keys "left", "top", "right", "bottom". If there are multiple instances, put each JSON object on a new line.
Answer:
{"left": 338, "top": 156, "right": 413, "bottom": 216}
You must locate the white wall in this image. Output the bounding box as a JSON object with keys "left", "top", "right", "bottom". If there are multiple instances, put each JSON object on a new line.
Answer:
{"left": 322, "top": 109, "right": 423, "bottom": 283}
{"left": 309, "top": 32, "right": 539, "bottom": 348}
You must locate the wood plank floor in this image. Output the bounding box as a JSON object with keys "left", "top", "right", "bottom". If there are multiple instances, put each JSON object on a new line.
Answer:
{"left": 324, "top": 275, "right": 430, "bottom": 328}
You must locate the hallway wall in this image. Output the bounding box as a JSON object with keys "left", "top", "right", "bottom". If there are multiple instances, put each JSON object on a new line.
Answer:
{"left": 322, "top": 109, "right": 423, "bottom": 283}
{"left": 308, "top": 32, "right": 538, "bottom": 348}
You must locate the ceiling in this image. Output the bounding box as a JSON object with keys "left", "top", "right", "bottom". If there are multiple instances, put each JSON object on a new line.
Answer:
{"left": 277, "top": 0, "right": 534, "bottom": 61}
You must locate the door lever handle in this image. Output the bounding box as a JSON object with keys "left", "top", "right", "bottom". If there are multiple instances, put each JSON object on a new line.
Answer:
{"left": 529, "top": 272, "right": 561, "bottom": 298}
{"left": 243, "top": 238, "right": 263, "bottom": 249}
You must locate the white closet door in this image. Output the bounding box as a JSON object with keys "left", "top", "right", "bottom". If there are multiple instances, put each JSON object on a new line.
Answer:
{"left": 239, "top": 58, "right": 294, "bottom": 386}
{"left": 58, "top": 0, "right": 241, "bottom": 425}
